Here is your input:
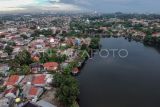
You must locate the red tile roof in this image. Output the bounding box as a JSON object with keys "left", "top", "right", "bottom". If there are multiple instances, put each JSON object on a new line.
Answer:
{"left": 44, "top": 62, "right": 58, "bottom": 68}
{"left": 32, "top": 75, "right": 46, "bottom": 85}
{"left": 72, "top": 67, "right": 79, "bottom": 73}
{"left": 43, "top": 62, "right": 58, "bottom": 70}
{"left": 29, "top": 87, "right": 38, "bottom": 96}
{"left": 5, "top": 75, "right": 19, "bottom": 86}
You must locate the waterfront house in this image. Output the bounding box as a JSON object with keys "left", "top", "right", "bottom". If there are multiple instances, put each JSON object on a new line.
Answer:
{"left": 152, "top": 32, "right": 160, "bottom": 37}
{"left": 72, "top": 67, "right": 79, "bottom": 75}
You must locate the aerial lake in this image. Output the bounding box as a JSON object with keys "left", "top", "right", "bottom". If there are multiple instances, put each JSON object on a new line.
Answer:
{"left": 78, "top": 37, "right": 160, "bottom": 107}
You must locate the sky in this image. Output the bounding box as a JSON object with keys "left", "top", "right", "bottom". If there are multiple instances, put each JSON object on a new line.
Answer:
{"left": 0, "top": 0, "right": 160, "bottom": 13}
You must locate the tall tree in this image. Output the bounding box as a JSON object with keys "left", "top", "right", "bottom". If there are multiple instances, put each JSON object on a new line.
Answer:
{"left": 54, "top": 73, "right": 79, "bottom": 107}
{"left": 4, "top": 45, "right": 13, "bottom": 55}
{"left": 15, "top": 50, "right": 32, "bottom": 65}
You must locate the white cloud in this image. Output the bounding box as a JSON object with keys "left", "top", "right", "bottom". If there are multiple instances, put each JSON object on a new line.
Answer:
{"left": 0, "top": 0, "right": 36, "bottom": 7}
{"left": 49, "top": 0, "right": 60, "bottom": 2}
{"left": 0, "top": 7, "right": 26, "bottom": 12}
{"left": 0, "top": 0, "right": 37, "bottom": 11}
{"left": 38, "top": 3, "right": 83, "bottom": 12}
{"left": 0, "top": 0, "right": 85, "bottom": 12}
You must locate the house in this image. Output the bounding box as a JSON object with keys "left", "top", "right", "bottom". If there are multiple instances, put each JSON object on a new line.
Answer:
{"left": 82, "top": 38, "right": 91, "bottom": 46}
{"left": 152, "top": 32, "right": 160, "bottom": 37}
{"left": 28, "top": 86, "right": 43, "bottom": 99}
{"left": 32, "top": 56, "right": 40, "bottom": 62}
{"left": 43, "top": 62, "right": 59, "bottom": 71}
{"left": 60, "top": 62, "right": 69, "bottom": 69}
{"left": 29, "top": 38, "right": 47, "bottom": 53}
{"left": 45, "top": 74, "right": 54, "bottom": 85}
{"left": 0, "top": 64, "right": 10, "bottom": 76}
{"left": 30, "top": 63, "right": 44, "bottom": 73}
{"left": 0, "top": 52, "right": 8, "bottom": 59}
{"left": 36, "top": 100, "right": 57, "bottom": 107}
{"left": 72, "top": 67, "right": 79, "bottom": 75}
{"left": 61, "top": 48, "right": 74, "bottom": 58}
{"left": 23, "top": 86, "right": 44, "bottom": 99}
{"left": 0, "top": 43, "right": 4, "bottom": 48}
{"left": 4, "top": 75, "right": 24, "bottom": 87}
{"left": 7, "top": 28, "right": 17, "bottom": 33}
{"left": 74, "top": 38, "right": 81, "bottom": 46}
{"left": 32, "top": 74, "right": 46, "bottom": 87}
{"left": 12, "top": 47, "right": 22, "bottom": 56}
{"left": 66, "top": 38, "right": 74, "bottom": 46}
{"left": 18, "top": 28, "right": 30, "bottom": 34}
{"left": 49, "top": 37, "right": 60, "bottom": 47}
{"left": 4, "top": 87, "right": 19, "bottom": 98}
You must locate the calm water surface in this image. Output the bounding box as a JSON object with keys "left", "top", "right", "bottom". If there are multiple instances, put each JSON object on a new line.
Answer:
{"left": 78, "top": 37, "right": 160, "bottom": 107}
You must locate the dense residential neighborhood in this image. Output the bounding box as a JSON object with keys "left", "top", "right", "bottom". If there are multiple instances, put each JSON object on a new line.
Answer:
{"left": 0, "top": 13, "right": 160, "bottom": 107}
{"left": 0, "top": 14, "right": 94, "bottom": 107}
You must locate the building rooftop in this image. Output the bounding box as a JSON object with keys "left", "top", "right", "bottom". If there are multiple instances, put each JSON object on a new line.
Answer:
{"left": 32, "top": 75, "right": 46, "bottom": 85}
{"left": 29, "top": 87, "right": 38, "bottom": 96}
{"left": 5, "top": 75, "right": 19, "bottom": 86}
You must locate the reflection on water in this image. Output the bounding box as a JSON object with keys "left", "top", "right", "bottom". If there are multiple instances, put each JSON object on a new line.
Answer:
{"left": 78, "top": 37, "right": 160, "bottom": 107}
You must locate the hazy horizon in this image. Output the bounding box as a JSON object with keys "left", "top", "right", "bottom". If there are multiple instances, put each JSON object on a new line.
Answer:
{"left": 0, "top": 0, "right": 160, "bottom": 14}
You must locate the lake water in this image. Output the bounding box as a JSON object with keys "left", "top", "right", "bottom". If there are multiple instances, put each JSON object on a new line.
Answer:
{"left": 78, "top": 37, "right": 160, "bottom": 107}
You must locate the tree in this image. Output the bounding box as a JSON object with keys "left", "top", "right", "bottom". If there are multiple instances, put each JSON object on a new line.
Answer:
{"left": 89, "top": 37, "right": 100, "bottom": 49}
{"left": 31, "top": 30, "right": 41, "bottom": 38}
{"left": 20, "top": 65, "right": 30, "bottom": 75}
{"left": 81, "top": 44, "right": 88, "bottom": 50}
{"left": 55, "top": 55, "right": 67, "bottom": 63}
{"left": 4, "top": 45, "right": 13, "bottom": 55}
{"left": 63, "top": 65, "right": 72, "bottom": 75}
{"left": 53, "top": 73, "right": 64, "bottom": 87}
{"left": 20, "top": 34, "right": 28, "bottom": 39}
{"left": 15, "top": 50, "right": 32, "bottom": 66}
{"left": 54, "top": 73, "right": 79, "bottom": 107}
{"left": 7, "top": 41, "right": 16, "bottom": 46}
{"left": 0, "top": 35, "right": 5, "bottom": 38}
{"left": 41, "top": 29, "right": 53, "bottom": 36}
{"left": 0, "top": 86, "right": 6, "bottom": 93}
{"left": 158, "top": 37, "right": 160, "bottom": 46}
{"left": 40, "top": 53, "right": 49, "bottom": 63}
{"left": 144, "top": 35, "right": 152, "bottom": 43}
{"left": 9, "top": 65, "right": 30, "bottom": 75}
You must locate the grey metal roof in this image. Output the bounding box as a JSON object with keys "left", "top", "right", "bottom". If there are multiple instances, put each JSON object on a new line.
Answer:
{"left": 36, "top": 100, "right": 56, "bottom": 107}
